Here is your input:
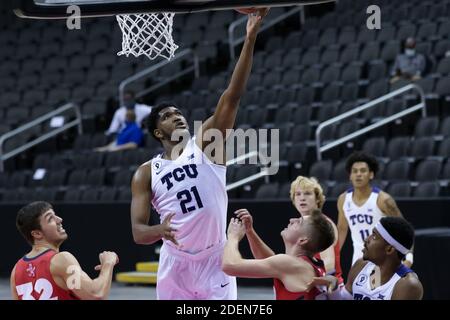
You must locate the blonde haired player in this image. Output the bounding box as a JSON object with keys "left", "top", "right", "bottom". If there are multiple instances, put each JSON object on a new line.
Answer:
{"left": 223, "top": 210, "right": 335, "bottom": 300}
{"left": 290, "top": 176, "right": 343, "bottom": 284}
{"left": 234, "top": 176, "right": 343, "bottom": 285}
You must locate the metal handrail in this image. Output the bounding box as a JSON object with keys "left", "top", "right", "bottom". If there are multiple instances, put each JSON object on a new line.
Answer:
{"left": 226, "top": 169, "right": 270, "bottom": 191}
{"left": 0, "top": 103, "right": 83, "bottom": 172}
{"left": 228, "top": 6, "right": 303, "bottom": 60}
{"left": 226, "top": 150, "right": 270, "bottom": 191}
{"left": 119, "top": 48, "right": 199, "bottom": 105}
{"left": 315, "top": 84, "right": 426, "bottom": 160}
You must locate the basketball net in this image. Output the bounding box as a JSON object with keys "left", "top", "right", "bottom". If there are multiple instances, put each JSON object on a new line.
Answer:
{"left": 116, "top": 13, "right": 179, "bottom": 60}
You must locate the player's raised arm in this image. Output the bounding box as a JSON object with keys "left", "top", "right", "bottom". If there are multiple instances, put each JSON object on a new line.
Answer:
{"left": 235, "top": 208, "right": 275, "bottom": 259}
{"left": 196, "top": 8, "right": 269, "bottom": 151}
{"left": 223, "top": 218, "right": 290, "bottom": 279}
{"left": 130, "top": 163, "right": 179, "bottom": 246}
{"left": 51, "top": 251, "right": 118, "bottom": 300}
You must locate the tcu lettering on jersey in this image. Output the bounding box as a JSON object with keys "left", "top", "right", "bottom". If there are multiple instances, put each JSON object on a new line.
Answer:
{"left": 150, "top": 137, "right": 228, "bottom": 253}
{"left": 348, "top": 213, "right": 374, "bottom": 226}
{"left": 160, "top": 164, "right": 199, "bottom": 191}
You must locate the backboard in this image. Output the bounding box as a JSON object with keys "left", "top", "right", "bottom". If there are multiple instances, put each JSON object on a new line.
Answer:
{"left": 14, "top": 0, "right": 336, "bottom": 19}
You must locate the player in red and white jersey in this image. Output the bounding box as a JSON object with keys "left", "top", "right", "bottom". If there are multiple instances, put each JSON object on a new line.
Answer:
{"left": 230, "top": 176, "right": 344, "bottom": 289}
{"left": 273, "top": 255, "right": 326, "bottom": 300}
{"left": 11, "top": 201, "right": 119, "bottom": 300}
{"left": 223, "top": 209, "right": 335, "bottom": 300}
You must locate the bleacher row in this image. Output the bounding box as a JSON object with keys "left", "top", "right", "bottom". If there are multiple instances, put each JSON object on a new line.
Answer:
{"left": 1, "top": 153, "right": 447, "bottom": 202}
{"left": 1, "top": 0, "right": 450, "bottom": 202}
{"left": 0, "top": 6, "right": 288, "bottom": 141}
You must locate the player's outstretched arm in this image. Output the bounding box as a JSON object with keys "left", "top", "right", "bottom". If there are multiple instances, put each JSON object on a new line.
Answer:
{"left": 130, "top": 163, "right": 179, "bottom": 246}
{"left": 223, "top": 253, "right": 300, "bottom": 280}
{"left": 337, "top": 193, "right": 349, "bottom": 250}
{"left": 235, "top": 208, "right": 275, "bottom": 259}
{"left": 196, "top": 8, "right": 269, "bottom": 152}
{"left": 223, "top": 218, "right": 293, "bottom": 279}
{"left": 51, "top": 251, "right": 118, "bottom": 300}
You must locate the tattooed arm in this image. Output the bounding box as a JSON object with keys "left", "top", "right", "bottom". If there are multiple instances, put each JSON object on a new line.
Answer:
{"left": 377, "top": 191, "right": 403, "bottom": 217}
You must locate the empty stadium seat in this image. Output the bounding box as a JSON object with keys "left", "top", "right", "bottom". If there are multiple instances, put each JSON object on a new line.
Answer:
{"left": 254, "top": 183, "right": 279, "bottom": 199}
{"left": 383, "top": 160, "right": 410, "bottom": 181}
{"left": 414, "top": 160, "right": 442, "bottom": 182}
{"left": 386, "top": 182, "right": 411, "bottom": 197}
{"left": 414, "top": 117, "right": 440, "bottom": 137}
{"left": 413, "top": 182, "right": 441, "bottom": 197}
{"left": 410, "top": 137, "right": 435, "bottom": 159}
{"left": 309, "top": 160, "right": 333, "bottom": 182}
{"left": 386, "top": 137, "right": 410, "bottom": 160}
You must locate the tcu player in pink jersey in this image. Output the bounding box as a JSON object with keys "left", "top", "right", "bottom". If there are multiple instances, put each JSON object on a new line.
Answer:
{"left": 11, "top": 201, "right": 118, "bottom": 300}
{"left": 130, "top": 9, "right": 269, "bottom": 299}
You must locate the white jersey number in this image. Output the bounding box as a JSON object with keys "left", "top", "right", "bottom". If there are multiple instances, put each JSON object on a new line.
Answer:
{"left": 16, "top": 279, "right": 58, "bottom": 300}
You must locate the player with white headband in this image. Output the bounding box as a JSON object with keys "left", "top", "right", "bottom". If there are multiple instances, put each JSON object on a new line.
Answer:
{"left": 307, "top": 216, "right": 423, "bottom": 300}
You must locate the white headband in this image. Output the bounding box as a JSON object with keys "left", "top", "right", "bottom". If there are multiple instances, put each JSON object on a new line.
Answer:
{"left": 374, "top": 222, "right": 409, "bottom": 255}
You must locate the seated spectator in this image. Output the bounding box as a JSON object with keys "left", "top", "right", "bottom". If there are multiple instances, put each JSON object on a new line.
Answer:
{"left": 95, "top": 110, "right": 144, "bottom": 152}
{"left": 106, "top": 90, "right": 152, "bottom": 135}
{"left": 390, "top": 37, "right": 426, "bottom": 84}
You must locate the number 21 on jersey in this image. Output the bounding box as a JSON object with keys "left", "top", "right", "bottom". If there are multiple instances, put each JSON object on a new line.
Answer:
{"left": 176, "top": 186, "right": 204, "bottom": 214}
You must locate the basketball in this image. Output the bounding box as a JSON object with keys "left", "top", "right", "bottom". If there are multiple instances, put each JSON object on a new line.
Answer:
{"left": 235, "top": 7, "right": 258, "bottom": 15}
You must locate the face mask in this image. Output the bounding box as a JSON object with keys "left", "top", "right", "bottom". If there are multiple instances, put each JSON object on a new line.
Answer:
{"left": 405, "top": 49, "right": 416, "bottom": 57}
{"left": 124, "top": 100, "right": 136, "bottom": 109}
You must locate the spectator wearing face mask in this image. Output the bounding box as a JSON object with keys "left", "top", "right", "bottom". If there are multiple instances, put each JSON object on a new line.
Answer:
{"left": 95, "top": 109, "right": 144, "bottom": 152}
{"left": 106, "top": 90, "right": 152, "bottom": 136}
{"left": 390, "top": 37, "right": 426, "bottom": 84}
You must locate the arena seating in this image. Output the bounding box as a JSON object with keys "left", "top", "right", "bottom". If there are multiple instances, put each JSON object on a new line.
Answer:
{"left": 0, "top": 0, "right": 449, "bottom": 202}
